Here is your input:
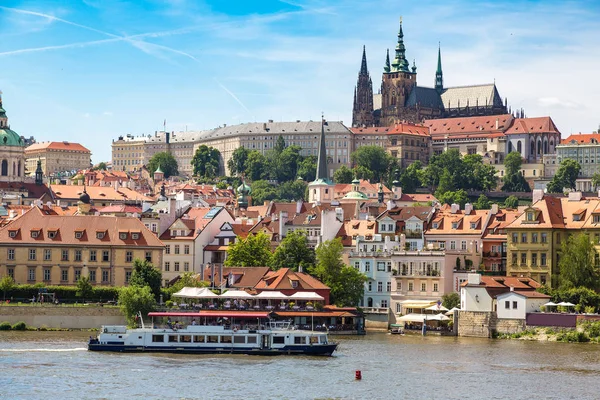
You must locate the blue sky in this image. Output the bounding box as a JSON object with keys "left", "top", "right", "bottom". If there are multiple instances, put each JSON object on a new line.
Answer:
{"left": 1, "top": 0, "right": 599, "bottom": 163}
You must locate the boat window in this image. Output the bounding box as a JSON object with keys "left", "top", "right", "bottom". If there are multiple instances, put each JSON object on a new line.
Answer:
{"left": 152, "top": 335, "right": 164, "bottom": 343}
{"left": 207, "top": 335, "right": 219, "bottom": 343}
{"left": 193, "top": 335, "right": 205, "bottom": 343}
{"left": 247, "top": 336, "right": 257, "bottom": 344}
{"left": 168, "top": 335, "right": 179, "bottom": 343}
{"left": 221, "top": 336, "right": 232, "bottom": 344}
{"left": 233, "top": 336, "right": 246, "bottom": 344}
{"left": 294, "top": 336, "right": 305, "bottom": 345}
{"left": 310, "top": 336, "right": 319, "bottom": 344}
{"left": 273, "top": 336, "right": 285, "bottom": 344}
{"left": 180, "top": 335, "right": 192, "bottom": 343}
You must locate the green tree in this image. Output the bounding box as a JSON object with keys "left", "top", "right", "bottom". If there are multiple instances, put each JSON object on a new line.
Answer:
{"left": 167, "top": 272, "right": 208, "bottom": 296}
{"left": 297, "top": 155, "right": 317, "bottom": 182}
{"left": 501, "top": 151, "right": 530, "bottom": 192}
{"left": 76, "top": 276, "right": 93, "bottom": 303}
{"left": 435, "top": 169, "right": 454, "bottom": 197}
{"left": 473, "top": 194, "right": 491, "bottom": 210}
{"left": 309, "top": 238, "right": 367, "bottom": 307}
{"left": 592, "top": 173, "right": 600, "bottom": 191}
{"left": 274, "top": 135, "right": 286, "bottom": 154}
{"left": 271, "top": 231, "right": 316, "bottom": 271}
{"left": 276, "top": 145, "right": 303, "bottom": 182}
{"left": 442, "top": 292, "right": 460, "bottom": 310}
{"left": 334, "top": 165, "right": 354, "bottom": 184}
{"left": 191, "top": 145, "right": 221, "bottom": 179}
{"left": 353, "top": 165, "right": 374, "bottom": 181}
{"left": 398, "top": 161, "right": 423, "bottom": 193}
{"left": 351, "top": 145, "right": 392, "bottom": 182}
{"left": 504, "top": 195, "right": 519, "bottom": 208}
{"left": 547, "top": 159, "right": 581, "bottom": 194}
{"left": 421, "top": 149, "right": 463, "bottom": 189}
{"left": 227, "top": 147, "right": 249, "bottom": 176}
{"left": 558, "top": 233, "right": 600, "bottom": 291}
{"left": 278, "top": 180, "right": 307, "bottom": 201}
{"left": 463, "top": 154, "right": 497, "bottom": 191}
{"left": 148, "top": 152, "right": 178, "bottom": 178}
{"left": 118, "top": 285, "right": 157, "bottom": 327}
{"left": 245, "top": 151, "right": 267, "bottom": 181}
{"left": 0, "top": 275, "right": 15, "bottom": 301}
{"left": 129, "top": 259, "right": 162, "bottom": 300}
{"left": 225, "top": 232, "right": 273, "bottom": 267}
{"left": 250, "top": 180, "right": 278, "bottom": 205}
{"left": 437, "top": 189, "right": 468, "bottom": 207}
{"left": 96, "top": 162, "right": 107, "bottom": 171}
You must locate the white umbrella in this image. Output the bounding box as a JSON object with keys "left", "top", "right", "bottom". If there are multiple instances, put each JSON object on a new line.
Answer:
{"left": 445, "top": 307, "right": 460, "bottom": 316}
{"left": 254, "top": 291, "right": 289, "bottom": 300}
{"left": 172, "top": 287, "right": 200, "bottom": 298}
{"left": 429, "top": 313, "right": 450, "bottom": 321}
{"left": 288, "top": 292, "right": 325, "bottom": 301}
{"left": 192, "top": 287, "right": 219, "bottom": 299}
{"left": 543, "top": 301, "right": 558, "bottom": 307}
{"left": 557, "top": 302, "right": 575, "bottom": 307}
{"left": 425, "top": 304, "right": 449, "bottom": 312}
{"left": 219, "top": 290, "right": 254, "bottom": 299}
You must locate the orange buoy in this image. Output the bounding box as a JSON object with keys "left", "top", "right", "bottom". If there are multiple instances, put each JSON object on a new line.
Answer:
{"left": 355, "top": 370, "right": 362, "bottom": 380}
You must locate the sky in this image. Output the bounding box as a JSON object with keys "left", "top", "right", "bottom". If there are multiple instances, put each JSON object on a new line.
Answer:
{"left": 1, "top": 0, "right": 599, "bottom": 163}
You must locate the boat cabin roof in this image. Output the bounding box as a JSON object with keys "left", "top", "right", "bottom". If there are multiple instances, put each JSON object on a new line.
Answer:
{"left": 148, "top": 311, "right": 270, "bottom": 319}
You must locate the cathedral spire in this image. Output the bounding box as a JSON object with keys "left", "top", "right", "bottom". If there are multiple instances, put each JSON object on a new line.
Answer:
{"left": 391, "top": 17, "right": 410, "bottom": 73}
{"left": 384, "top": 49, "right": 391, "bottom": 73}
{"left": 360, "top": 45, "right": 368, "bottom": 75}
{"left": 315, "top": 115, "right": 328, "bottom": 181}
{"left": 435, "top": 43, "right": 444, "bottom": 93}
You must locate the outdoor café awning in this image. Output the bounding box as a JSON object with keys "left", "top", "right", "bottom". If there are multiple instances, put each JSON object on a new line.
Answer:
{"left": 198, "top": 311, "right": 270, "bottom": 318}
{"left": 219, "top": 290, "right": 254, "bottom": 299}
{"left": 400, "top": 300, "right": 436, "bottom": 309}
{"left": 397, "top": 313, "right": 430, "bottom": 322}
{"left": 254, "top": 291, "right": 289, "bottom": 300}
{"left": 172, "top": 287, "right": 200, "bottom": 298}
{"left": 425, "top": 304, "right": 449, "bottom": 312}
{"left": 288, "top": 292, "right": 325, "bottom": 301}
{"left": 173, "top": 287, "right": 219, "bottom": 299}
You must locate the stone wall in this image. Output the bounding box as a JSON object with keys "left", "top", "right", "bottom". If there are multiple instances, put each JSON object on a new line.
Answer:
{"left": 0, "top": 305, "right": 125, "bottom": 329}
{"left": 364, "top": 309, "right": 392, "bottom": 331}
{"left": 494, "top": 317, "right": 525, "bottom": 334}
{"left": 458, "top": 311, "right": 525, "bottom": 337}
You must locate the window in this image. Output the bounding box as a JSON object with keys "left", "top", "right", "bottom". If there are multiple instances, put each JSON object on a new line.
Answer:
{"left": 408, "top": 282, "right": 413, "bottom": 291}
{"left": 397, "top": 281, "right": 402, "bottom": 291}
{"left": 432, "top": 222, "right": 439, "bottom": 229}
{"left": 532, "top": 233, "right": 538, "bottom": 243}
{"left": 9, "top": 231, "right": 17, "bottom": 238}
{"left": 174, "top": 245, "right": 180, "bottom": 255}
{"left": 164, "top": 262, "right": 170, "bottom": 272}
{"left": 184, "top": 262, "right": 189, "bottom": 272}
{"left": 450, "top": 241, "right": 456, "bottom": 250}
{"left": 7, "top": 268, "right": 14, "bottom": 279}
{"left": 7, "top": 248, "right": 14, "bottom": 260}
{"left": 90, "top": 250, "right": 97, "bottom": 262}
{"left": 531, "top": 253, "right": 537, "bottom": 266}
{"left": 102, "top": 251, "right": 110, "bottom": 262}
{"left": 125, "top": 270, "right": 132, "bottom": 283}
{"left": 96, "top": 232, "right": 105, "bottom": 239}
{"left": 174, "top": 262, "right": 180, "bottom": 272}
{"left": 381, "top": 300, "right": 388, "bottom": 308}
{"left": 61, "top": 269, "right": 68, "bottom": 282}
{"left": 62, "top": 249, "right": 69, "bottom": 261}
{"left": 89, "top": 270, "right": 96, "bottom": 282}
{"left": 541, "top": 253, "right": 547, "bottom": 266}
{"left": 102, "top": 270, "right": 109, "bottom": 283}
{"left": 165, "top": 245, "right": 170, "bottom": 254}
{"left": 145, "top": 252, "right": 152, "bottom": 262}
{"left": 184, "top": 245, "right": 190, "bottom": 255}
{"left": 433, "top": 283, "right": 439, "bottom": 292}
{"left": 512, "top": 301, "right": 518, "bottom": 309}
{"left": 512, "top": 233, "right": 518, "bottom": 243}
{"left": 365, "top": 262, "right": 371, "bottom": 272}
{"left": 451, "top": 222, "right": 458, "bottom": 229}
{"left": 521, "top": 233, "right": 527, "bottom": 243}
{"left": 43, "top": 268, "right": 51, "bottom": 281}
{"left": 594, "top": 215, "right": 600, "bottom": 224}
{"left": 75, "top": 250, "right": 82, "bottom": 262}
{"left": 132, "top": 232, "right": 140, "bottom": 240}
{"left": 29, "top": 249, "right": 36, "bottom": 260}
{"left": 28, "top": 268, "right": 36, "bottom": 281}
{"left": 31, "top": 230, "right": 39, "bottom": 238}
{"left": 273, "top": 336, "right": 285, "bottom": 344}
{"left": 126, "top": 251, "right": 133, "bottom": 263}
{"left": 119, "top": 232, "right": 127, "bottom": 240}
{"left": 470, "top": 222, "right": 477, "bottom": 229}
{"left": 354, "top": 261, "right": 360, "bottom": 270}
{"left": 75, "top": 231, "right": 83, "bottom": 239}
{"left": 461, "top": 241, "right": 467, "bottom": 251}
{"left": 505, "top": 301, "right": 510, "bottom": 309}
{"left": 48, "top": 231, "right": 56, "bottom": 239}
{"left": 521, "top": 253, "right": 527, "bottom": 265}
{"left": 74, "top": 269, "right": 81, "bottom": 281}
{"left": 377, "top": 262, "right": 385, "bottom": 271}
{"left": 44, "top": 249, "right": 52, "bottom": 261}
{"left": 541, "top": 233, "right": 548, "bottom": 243}
{"left": 368, "top": 282, "right": 372, "bottom": 292}
{"left": 421, "top": 282, "right": 426, "bottom": 292}
{"left": 377, "top": 282, "right": 383, "bottom": 292}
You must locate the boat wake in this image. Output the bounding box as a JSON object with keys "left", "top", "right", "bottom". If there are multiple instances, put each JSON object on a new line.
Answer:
{"left": 0, "top": 347, "right": 87, "bottom": 352}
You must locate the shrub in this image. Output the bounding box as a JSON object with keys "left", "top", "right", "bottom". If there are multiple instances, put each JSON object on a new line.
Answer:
{"left": 11, "top": 321, "right": 27, "bottom": 331}
{"left": 0, "top": 322, "right": 11, "bottom": 330}
{"left": 584, "top": 306, "right": 596, "bottom": 314}
{"left": 165, "top": 300, "right": 174, "bottom": 308}
{"left": 557, "top": 330, "right": 589, "bottom": 343}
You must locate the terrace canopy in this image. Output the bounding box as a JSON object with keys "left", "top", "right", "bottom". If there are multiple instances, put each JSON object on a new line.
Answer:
{"left": 425, "top": 304, "right": 449, "bottom": 312}
{"left": 219, "top": 290, "right": 254, "bottom": 299}
{"left": 288, "top": 292, "right": 325, "bottom": 301}
{"left": 173, "top": 287, "right": 219, "bottom": 299}
{"left": 254, "top": 291, "right": 289, "bottom": 300}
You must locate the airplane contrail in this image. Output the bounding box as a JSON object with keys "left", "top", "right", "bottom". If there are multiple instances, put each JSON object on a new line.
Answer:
{"left": 214, "top": 78, "right": 252, "bottom": 116}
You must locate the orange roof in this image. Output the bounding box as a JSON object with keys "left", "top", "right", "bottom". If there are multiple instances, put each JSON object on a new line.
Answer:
{"left": 387, "top": 123, "right": 430, "bottom": 137}
{"left": 426, "top": 114, "right": 512, "bottom": 136}
{"left": 504, "top": 117, "right": 561, "bottom": 135}
{"left": 561, "top": 133, "right": 600, "bottom": 145}
{"left": 255, "top": 268, "right": 329, "bottom": 291}
{"left": 349, "top": 127, "right": 393, "bottom": 135}
{"left": 25, "top": 141, "right": 91, "bottom": 153}
{"left": 462, "top": 275, "right": 541, "bottom": 290}
{"left": 0, "top": 207, "right": 164, "bottom": 247}
{"left": 51, "top": 185, "right": 149, "bottom": 202}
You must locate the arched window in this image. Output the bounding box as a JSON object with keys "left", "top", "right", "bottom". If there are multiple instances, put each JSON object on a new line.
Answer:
{"left": 1, "top": 160, "right": 7, "bottom": 176}
{"left": 544, "top": 139, "right": 548, "bottom": 154}
{"left": 508, "top": 142, "right": 513, "bottom": 153}
{"left": 12, "top": 162, "right": 16, "bottom": 176}
{"left": 537, "top": 139, "right": 542, "bottom": 155}
{"left": 517, "top": 141, "right": 522, "bottom": 154}
{"left": 367, "top": 297, "right": 373, "bottom": 307}
{"left": 530, "top": 140, "right": 535, "bottom": 155}
{"left": 17, "top": 161, "right": 21, "bottom": 177}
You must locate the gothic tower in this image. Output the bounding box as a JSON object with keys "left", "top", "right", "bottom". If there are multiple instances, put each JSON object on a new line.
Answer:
{"left": 380, "top": 18, "right": 417, "bottom": 126}
{"left": 352, "top": 46, "right": 375, "bottom": 127}
{"left": 435, "top": 44, "right": 444, "bottom": 93}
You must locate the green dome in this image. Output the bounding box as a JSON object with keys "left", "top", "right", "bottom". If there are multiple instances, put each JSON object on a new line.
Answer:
{"left": 343, "top": 190, "right": 369, "bottom": 200}
{"left": 0, "top": 128, "right": 24, "bottom": 147}
{"left": 237, "top": 182, "right": 251, "bottom": 195}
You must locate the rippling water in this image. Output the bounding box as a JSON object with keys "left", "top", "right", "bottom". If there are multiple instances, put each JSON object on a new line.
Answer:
{"left": 1, "top": 331, "right": 600, "bottom": 399}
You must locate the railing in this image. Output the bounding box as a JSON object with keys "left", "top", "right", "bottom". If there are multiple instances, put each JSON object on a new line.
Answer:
{"left": 361, "top": 307, "right": 389, "bottom": 314}
{"left": 398, "top": 270, "right": 441, "bottom": 277}
{"left": 404, "top": 230, "right": 423, "bottom": 239}
{"left": 348, "top": 250, "right": 393, "bottom": 257}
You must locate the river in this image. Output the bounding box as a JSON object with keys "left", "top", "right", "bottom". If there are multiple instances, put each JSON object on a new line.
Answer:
{"left": 1, "top": 331, "right": 599, "bottom": 399}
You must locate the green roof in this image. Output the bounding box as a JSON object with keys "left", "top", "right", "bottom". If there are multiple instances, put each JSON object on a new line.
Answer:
{"left": 0, "top": 128, "right": 24, "bottom": 147}
{"left": 343, "top": 190, "right": 369, "bottom": 200}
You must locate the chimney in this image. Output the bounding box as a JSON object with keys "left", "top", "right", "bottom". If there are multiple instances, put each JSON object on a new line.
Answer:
{"left": 510, "top": 285, "right": 514, "bottom": 292}
{"left": 490, "top": 203, "right": 499, "bottom": 214}
{"left": 279, "top": 210, "right": 288, "bottom": 238}
{"left": 387, "top": 199, "right": 395, "bottom": 211}
{"left": 568, "top": 191, "right": 583, "bottom": 201}
{"left": 263, "top": 200, "right": 269, "bottom": 206}
{"left": 298, "top": 265, "right": 303, "bottom": 273}
{"left": 335, "top": 207, "right": 343, "bottom": 221}
{"left": 464, "top": 203, "right": 473, "bottom": 215}
{"left": 263, "top": 123, "right": 267, "bottom": 130}
{"left": 169, "top": 197, "right": 176, "bottom": 215}
{"left": 467, "top": 273, "right": 481, "bottom": 285}
{"left": 296, "top": 199, "right": 303, "bottom": 215}
{"left": 393, "top": 186, "right": 402, "bottom": 200}
{"left": 495, "top": 118, "right": 499, "bottom": 130}
{"left": 532, "top": 189, "right": 544, "bottom": 204}
{"left": 450, "top": 203, "right": 460, "bottom": 214}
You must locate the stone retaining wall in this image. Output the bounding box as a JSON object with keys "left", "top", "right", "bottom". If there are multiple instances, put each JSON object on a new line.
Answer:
{"left": 0, "top": 305, "right": 126, "bottom": 329}
{"left": 364, "top": 310, "right": 393, "bottom": 330}
{"left": 457, "top": 311, "right": 525, "bottom": 338}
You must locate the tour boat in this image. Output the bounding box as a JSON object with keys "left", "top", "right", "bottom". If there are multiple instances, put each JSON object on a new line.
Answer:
{"left": 88, "top": 311, "right": 338, "bottom": 356}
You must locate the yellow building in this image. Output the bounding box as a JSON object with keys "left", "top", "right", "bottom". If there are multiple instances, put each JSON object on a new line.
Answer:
{"left": 0, "top": 206, "right": 164, "bottom": 286}
{"left": 25, "top": 141, "right": 91, "bottom": 176}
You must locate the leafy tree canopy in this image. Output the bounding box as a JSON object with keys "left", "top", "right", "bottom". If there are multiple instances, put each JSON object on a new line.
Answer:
{"left": 225, "top": 232, "right": 273, "bottom": 267}
{"left": 167, "top": 272, "right": 209, "bottom": 295}
{"left": 442, "top": 292, "right": 460, "bottom": 310}
{"left": 245, "top": 151, "right": 267, "bottom": 181}
{"left": 398, "top": 161, "right": 423, "bottom": 193}
{"left": 119, "top": 285, "right": 157, "bottom": 327}
{"left": 250, "top": 180, "right": 278, "bottom": 205}
{"left": 473, "top": 194, "right": 491, "bottom": 210}
{"left": 96, "top": 162, "right": 107, "bottom": 171}
{"left": 501, "top": 152, "right": 530, "bottom": 192}
{"left": 297, "top": 155, "right": 317, "bottom": 182}
{"left": 350, "top": 145, "right": 393, "bottom": 182}
{"left": 504, "top": 195, "right": 519, "bottom": 208}
{"left": 437, "top": 189, "right": 469, "bottom": 207}
{"left": 546, "top": 159, "right": 581, "bottom": 194}
{"left": 334, "top": 165, "right": 354, "bottom": 184}
{"left": 148, "top": 152, "right": 178, "bottom": 178}
{"left": 0, "top": 275, "right": 15, "bottom": 300}
{"left": 558, "top": 233, "right": 600, "bottom": 291}
{"left": 227, "top": 147, "right": 249, "bottom": 176}
{"left": 592, "top": 172, "right": 600, "bottom": 191}
{"left": 191, "top": 145, "right": 221, "bottom": 179}
{"left": 271, "top": 231, "right": 316, "bottom": 271}
{"left": 278, "top": 180, "right": 307, "bottom": 202}
{"left": 76, "top": 276, "right": 93, "bottom": 303}
{"left": 129, "top": 258, "right": 163, "bottom": 300}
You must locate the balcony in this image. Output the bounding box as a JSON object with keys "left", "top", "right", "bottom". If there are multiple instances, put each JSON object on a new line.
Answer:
{"left": 398, "top": 269, "right": 441, "bottom": 278}
{"left": 390, "top": 250, "right": 445, "bottom": 256}
{"left": 404, "top": 230, "right": 423, "bottom": 239}
{"left": 483, "top": 251, "right": 506, "bottom": 258}
{"left": 349, "top": 250, "right": 392, "bottom": 258}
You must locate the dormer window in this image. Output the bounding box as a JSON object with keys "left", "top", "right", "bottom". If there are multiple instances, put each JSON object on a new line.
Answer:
{"left": 75, "top": 231, "right": 83, "bottom": 239}
{"left": 451, "top": 222, "right": 458, "bottom": 229}
{"left": 432, "top": 222, "right": 439, "bottom": 229}
{"left": 30, "top": 230, "right": 40, "bottom": 238}
{"left": 132, "top": 233, "right": 140, "bottom": 240}
{"left": 48, "top": 230, "right": 57, "bottom": 239}
{"left": 8, "top": 230, "right": 17, "bottom": 238}
{"left": 470, "top": 222, "right": 477, "bottom": 229}
{"left": 119, "top": 232, "right": 128, "bottom": 240}
{"left": 96, "top": 231, "right": 105, "bottom": 239}
{"left": 593, "top": 214, "right": 600, "bottom": 224}
{"left": 291, "top": 280, "right": 298, "bottom": 289}
{"left": 526, "top": 212, "right": 534, "bottom": 221}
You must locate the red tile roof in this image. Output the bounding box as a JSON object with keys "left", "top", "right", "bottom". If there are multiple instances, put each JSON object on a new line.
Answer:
{"left": 426, "top": 114, "right": 512, "bottom": 136}
{"left": 25, "top": 141, "right": 91, "bottom": 153}
{"left": 504, "top": 117, "right": 561, "bottom": 135}
{"left": 561, "top": 133, "right": 600, "bottom": 145}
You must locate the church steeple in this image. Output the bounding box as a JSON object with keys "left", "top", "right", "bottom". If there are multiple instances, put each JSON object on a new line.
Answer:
{"left": 435, "top": 43, "right": 444, "bottom": 93}
{"left": 352, "top": 46, "right": 374, "bottom": 127}
{"left": 315, "top": 116, "right": 328, "bottom": 181}
{"left": 360, "top": 45, "right": 368, "bottom": 75}
{"left": 391, "top": 17, "right": 410, "bottom": 73}
{"left": 384, "top": 49, "right": 391, "bottom": 73}
{"left": 35, "top": 158, "right": 43, "bottom": 186}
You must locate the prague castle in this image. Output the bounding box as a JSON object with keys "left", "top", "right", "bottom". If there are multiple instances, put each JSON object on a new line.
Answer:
{"left": 352, "top": 19, "right": 511, "bottom": 128}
